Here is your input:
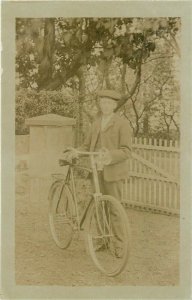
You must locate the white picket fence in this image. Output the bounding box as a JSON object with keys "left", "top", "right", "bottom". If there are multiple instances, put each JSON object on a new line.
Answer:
{"left": 122, "top": 137, "right": 180, "bottom": 215}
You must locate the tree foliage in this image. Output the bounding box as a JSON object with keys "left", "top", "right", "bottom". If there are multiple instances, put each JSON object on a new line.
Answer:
{"left": 15, "top": 88, "right": 76, "bottom": 134}
{"left": 16, "top": 17, "right": 181, "bottom": 140}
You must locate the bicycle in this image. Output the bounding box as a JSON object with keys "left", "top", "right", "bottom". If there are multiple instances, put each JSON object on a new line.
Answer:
{"left": 48, "top": 150, "right": 131, "bottom": 277}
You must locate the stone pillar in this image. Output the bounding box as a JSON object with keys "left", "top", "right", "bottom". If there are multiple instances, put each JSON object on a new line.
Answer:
{"left": 25, "top": 114, "right": 75, "bottom": 203}
{"left": 26, "top": 114, "right": 75, "bottom": 178}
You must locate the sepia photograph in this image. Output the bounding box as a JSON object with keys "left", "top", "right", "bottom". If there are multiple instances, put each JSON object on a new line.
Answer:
{"left": 15, "top": 15, "right": 181, "bottom": 285}
{"left": 1, "top": 1, "right": 192, "bottom": 299}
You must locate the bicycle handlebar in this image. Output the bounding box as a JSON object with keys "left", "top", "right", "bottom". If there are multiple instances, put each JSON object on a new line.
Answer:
{"left": 60, "top": 149, "right": 105, "bottom": 171}
{"left": 76, "top": 150, "right": 102, "bottom": 156}
{"left": 63, "top": 148, "right": 102, "bottom": 156}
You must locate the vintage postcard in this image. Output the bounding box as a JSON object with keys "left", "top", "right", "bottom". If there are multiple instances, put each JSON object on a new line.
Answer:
{"left": 1, "top": 1, "right": 192, "bottom": 299}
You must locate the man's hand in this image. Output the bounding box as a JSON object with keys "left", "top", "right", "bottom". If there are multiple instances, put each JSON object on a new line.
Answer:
{"left": 100, "top": 148, "right": 112, "bottom": 165}
{"left": 96, "top": 148, "right": 112, "bottom": 170}
{"left": 62, "top": 147, "right": 79, "bottom": 162}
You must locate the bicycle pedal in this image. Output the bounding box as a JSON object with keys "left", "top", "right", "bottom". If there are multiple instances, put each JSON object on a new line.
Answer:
{"left": 95, "top": 244, "right": 108, "bottom": 252}
{"left": 77, "top": 231, "right": 85, "bottom": 241}
{"left": 72, "top": 224, "right": 79, "bottom": 231}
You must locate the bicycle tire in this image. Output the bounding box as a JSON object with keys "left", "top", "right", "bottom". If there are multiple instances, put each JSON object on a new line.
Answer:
{"left": 48, "top": 181, "right": 75, "bottom": 249}
{"left": 86, "top": 195, "right": 131, "bottom": 276}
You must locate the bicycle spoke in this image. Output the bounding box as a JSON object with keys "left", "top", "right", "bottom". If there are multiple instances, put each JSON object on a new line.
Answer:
{"left": 86, "top": 196, "right": 131, "bottom": 276}
{"left": 53, "top": 214, "right": 72, "bottom": 224}
{"left": 49, "top": 183, "right": 75, "bottom": 249}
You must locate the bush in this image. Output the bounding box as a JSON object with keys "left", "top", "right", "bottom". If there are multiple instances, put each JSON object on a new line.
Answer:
{"left": 15, "top": 88, "right": 77, "bottom": 134}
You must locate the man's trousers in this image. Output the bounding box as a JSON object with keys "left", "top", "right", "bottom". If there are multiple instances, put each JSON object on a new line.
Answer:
{"left": 96, "top": 172, "right": 124, "bottom": 249}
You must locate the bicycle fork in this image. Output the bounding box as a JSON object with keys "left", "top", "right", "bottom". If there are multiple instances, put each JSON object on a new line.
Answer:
{"left": 70, "top": 167, "right": 81, "bottom": 231}
{"left": 94, "top": 196, "right": 112, "bottom": 240}
{"left": 90, "top": 154, "right": 112, "bottom": 240}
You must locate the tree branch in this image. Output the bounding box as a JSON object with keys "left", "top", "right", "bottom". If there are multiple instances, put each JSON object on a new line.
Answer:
{"left": 163, "top": 34, "right": 181, "bottom": 58}
{"left": 38, "top": 18, "right": 55, "bottom": 89}
{"left": 142, "top": 55, "right": 173, "bottom": 64}
{"left": 82, "top": 105, "right": 94, "bottom": 122}
{"left": 139, "top": 61, "right": 163, "bottom": 86}
{"left": 123, "top": 110, "right": 135, "bottom": 131}
{"left": 171, "top": 115, "right": 180, "bottom": 132}
{"left": 169, "top": 32, "right": 181, "bottom": 58}
{"left": 105, "top": 60, "right": 112, "bottom": 89}
{"left": 115, "top": 61, "right": 142, "bottom": 112}
{"left": 121, "top": 63, "right": 127, "bottom": 94}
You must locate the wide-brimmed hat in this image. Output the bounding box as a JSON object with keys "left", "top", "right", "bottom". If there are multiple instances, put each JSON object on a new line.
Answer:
{"left": 97, "top": 89, "right": 121, "bottom": 101}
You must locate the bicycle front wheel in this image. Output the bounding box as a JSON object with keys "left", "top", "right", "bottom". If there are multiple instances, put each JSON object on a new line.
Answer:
{"left": 86, "top": 195, "right": 131, "bottom": 276}
{"left": 49, "top": 181, "right": 75, "bottom": 249}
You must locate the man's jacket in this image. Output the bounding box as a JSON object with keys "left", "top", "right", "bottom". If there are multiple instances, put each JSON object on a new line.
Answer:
{"left": 82, "top": 113, "right": 132, "bottom": 182}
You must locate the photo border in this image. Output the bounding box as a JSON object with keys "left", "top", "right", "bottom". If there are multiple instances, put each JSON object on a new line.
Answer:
{"left": 1, "top": 1, "right": 192, "bottom": 298}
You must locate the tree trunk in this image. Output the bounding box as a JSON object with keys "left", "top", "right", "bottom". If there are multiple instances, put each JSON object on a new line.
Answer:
{"left": 143, "top": 113, "right": 149, "bottom": 135}
{"left": 166, "top": 124, "right": 170, "bottom": 134}
{"left": 134, "top": 115, "right": 140, "bottom": 136}
{"left": 142, "top": 98, "right": 150, "bottom": 136}
{"left": 105, "top": 60, "right": 112, "bottom": 89}
{"left": 38, "top": 18, "right": 55, "bottom": 89}
{"left": 130, "top": 98, "right": 140, "bottom": 136}
{"left": 76, "top": 67, "right": 86, "bottom": 147}
{"left": 121, "top": 64, "right": 127, "bottom": 94}
{"left": 115, "top": 61, "right": 142, "bottom": 112}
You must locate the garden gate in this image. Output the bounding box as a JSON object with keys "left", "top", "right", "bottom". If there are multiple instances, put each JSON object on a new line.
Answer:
{"left": 122, "top": 137, "right": 180, "bottom": 215}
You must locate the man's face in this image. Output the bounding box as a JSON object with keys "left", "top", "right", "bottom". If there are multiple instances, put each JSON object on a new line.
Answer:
{"left": 99, "top": 97, "right": 117, "bottom": 116}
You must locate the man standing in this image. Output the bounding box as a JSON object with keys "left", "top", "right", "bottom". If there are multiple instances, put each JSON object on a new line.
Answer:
{"left": 67, "top": 89, "right": 132, "bottom": 256}
{"left": 82, "top": 89, "right": 132, "bottom": 202}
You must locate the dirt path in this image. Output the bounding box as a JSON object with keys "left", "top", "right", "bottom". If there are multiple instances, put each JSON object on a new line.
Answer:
{"left": 15, "top": 174, "right": 179, "bottom": 286}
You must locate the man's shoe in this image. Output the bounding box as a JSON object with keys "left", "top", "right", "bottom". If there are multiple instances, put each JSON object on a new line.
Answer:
{"left": 95, "top": 243, "right": 108, "bottom": 252}
{"left": 114, "top": 247, "right": 123, "bottom": 258}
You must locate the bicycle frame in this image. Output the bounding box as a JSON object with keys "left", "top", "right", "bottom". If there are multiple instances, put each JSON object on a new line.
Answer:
{"left": 63, "top": 151, "right": 104, "bottom": 231}
{"left": 50, "top": 150, "right": 131, "bottom": 276}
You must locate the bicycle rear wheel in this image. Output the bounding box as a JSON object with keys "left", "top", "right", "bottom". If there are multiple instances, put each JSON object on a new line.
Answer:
{"left": 86, "top": 195, "right": 131, "bottom": 276}
{"left": 49, "top": 181, "right": 75, "bottom": 249}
